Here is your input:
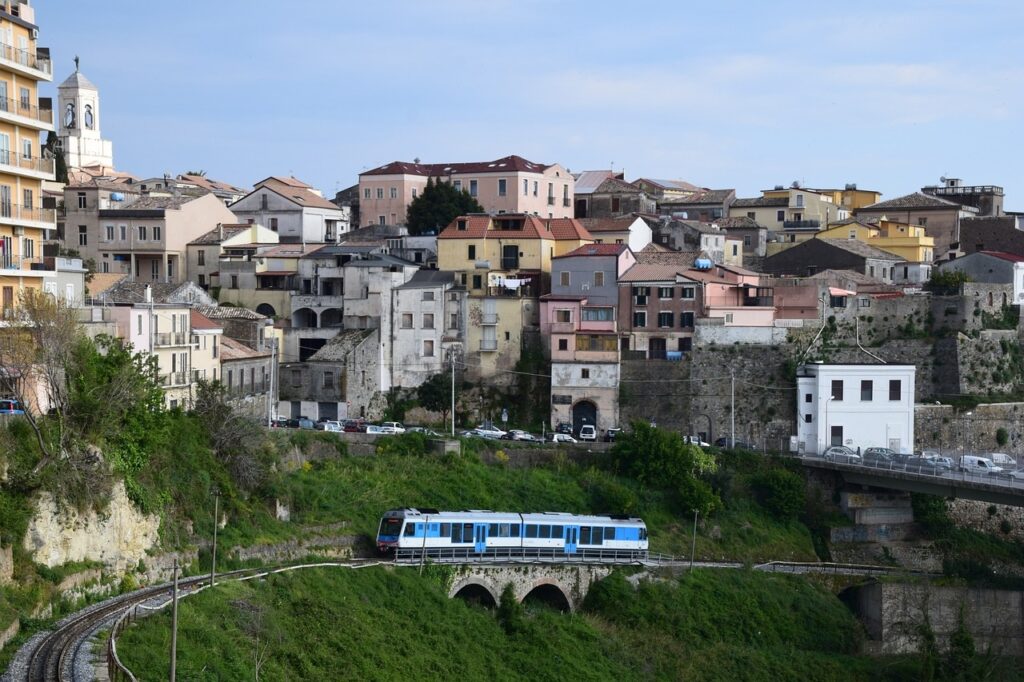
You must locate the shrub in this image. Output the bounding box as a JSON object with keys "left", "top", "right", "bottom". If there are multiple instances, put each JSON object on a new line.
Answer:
{"left": 750, "top": 468, "right": 805, "bottom": 521}
{"left": 996, "top": 428, "right": 1009, "bottom": 446}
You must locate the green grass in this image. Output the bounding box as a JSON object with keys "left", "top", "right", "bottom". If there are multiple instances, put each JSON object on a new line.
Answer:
{"left": 115, "top": 565, "right": 919, "bottom": 681}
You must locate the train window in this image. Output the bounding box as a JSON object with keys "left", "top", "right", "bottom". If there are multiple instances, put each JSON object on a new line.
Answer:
{"left": 498, "top": 524, "right": 510, "bottom": 537}
{"left": 403, "top": 523, "right": 415, "bottom": 537}
{"left": 489, "top": 523, "right": 499, "bottom": 536}
{"left": 552, "top": 525, "right": 563, "bottom": 538}
{"left": 592, "top": 529, "right": 603, "bottom": 545}
{"left": 539, "top": 525, "right": 551, "bottom": 539}
{"left": 525, "top": 525, "right": 537, "bottom": 538}
{"left": 511, "top": 525, "right": 520, "bottom": 537}
{"left": 451, "top": 524, "right": 462, "bottom": 542}
{"left": 462, "top": 523, "right": 473, "bottom": 542}
{"left": 605, "top": 527, "right": 616, "bottom": 540}
{"left": 641, "top": 528, "right": 648, "bottom": 540}
{"left": 440, "top": 523, "right": 450, "bottom": 536}
{"left": 580, "top": 526, "right": 591, "bottom": 544}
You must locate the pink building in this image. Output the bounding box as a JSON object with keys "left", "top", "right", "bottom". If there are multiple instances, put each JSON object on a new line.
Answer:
{"left": 358, "top": 155, "right": 574, "bottom": 227}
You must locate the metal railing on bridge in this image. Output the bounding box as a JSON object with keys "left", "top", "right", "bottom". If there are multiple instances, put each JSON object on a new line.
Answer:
{"left": 394, "top": 546, "right": 651, "bottom": 564}
{"left": 799, "top": 452, "right": 1024, "bottom": 494}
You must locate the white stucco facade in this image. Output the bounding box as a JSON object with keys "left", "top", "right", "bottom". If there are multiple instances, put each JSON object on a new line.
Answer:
{"left": 57, "top": 70, "right": 113, "bottom": 169}
{"left": 796, "top": 363, "right": 916, "bottom": 455}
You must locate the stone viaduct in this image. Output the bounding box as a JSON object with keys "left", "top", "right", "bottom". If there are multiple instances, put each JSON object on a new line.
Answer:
{"left": 446, "top": 563, "right": 615, "bottom": 611}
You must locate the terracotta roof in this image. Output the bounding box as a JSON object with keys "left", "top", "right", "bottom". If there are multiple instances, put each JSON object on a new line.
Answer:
{"left": 578, "top": 216, "right": 638, "bottom": 233}
{"left": 257, "top": 243, "right": 323, "bottom": 258}
{"left": 634, "top": 248, "right": 698, "bottom": 266}
{"left": 190, "top": 310, "right": 222, "bottom": 331}
{"left": 437, "top": 214, "right": 593, "bottom": 241}
{"left": 178, "top": 173, "right": 245, "bottom": 194}
{"left": 818, "top": 239, "right": 905, "bottom": 261}
{"left": 979, "top": 250, "right": 1024, "bottom": 263}
{"left": 556, "top": 243, "right": 629, "bottom": 258}
{"left": 87, "top": 273, "right": 128, "bottom": 296}
{"left": 255, "top": 175, "right": 313, "bottom": 189}
{"left": 252, "top": 178, "right": 339, "bottom": 211}
{"left": 732, "top": 196, "right": 789, "bottom": 208}
{"left": 111, "top": 194, "right": 204, "bottom": 211}
{"left": 361, "top": 155, "right": 554, "bottom": 177}
{"left": 635, "top": 178, "right": 700, "bottom": 192}
{"left": 220, "top": 335, "right": 270, "bottom": 361}
{"left": 618, "top": 263, "right": 692, "bottom": 282}
{"left": 593, "top": 177, "right": 641, "bottom": 194}
{"left": 187, "top": 224, "right": 251, "bottom": 246}
{"left": 860, "top": 192, "right": 963, "bottom": 211}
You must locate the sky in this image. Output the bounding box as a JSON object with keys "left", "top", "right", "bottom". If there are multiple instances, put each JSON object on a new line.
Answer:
{"left": 41, "top": 0, "right": 1024, "bottom": 205}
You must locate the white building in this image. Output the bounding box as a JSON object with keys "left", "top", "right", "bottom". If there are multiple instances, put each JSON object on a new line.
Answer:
{"left": 57, "top": 66, "right": 114, "bottom": 169}
{"left": 230, "top": 176, "right": 349, "bottom": 243}
{"left": 796, "top": 363, "right": 916, "bottom": 455}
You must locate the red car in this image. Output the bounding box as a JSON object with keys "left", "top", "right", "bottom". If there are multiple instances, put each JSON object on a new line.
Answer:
{"left": 342, "top": 419, "right": 366, "bottom": 433}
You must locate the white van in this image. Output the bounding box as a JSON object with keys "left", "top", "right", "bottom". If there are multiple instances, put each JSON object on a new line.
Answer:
{"left": 578, "top": 425, "right": 597, "bottom": 442}
{"left": 989, "top": 453, "right": 1016, "bottom": 467}
{"left": 960, "top": 455, "right": 1003, "bottom": 475}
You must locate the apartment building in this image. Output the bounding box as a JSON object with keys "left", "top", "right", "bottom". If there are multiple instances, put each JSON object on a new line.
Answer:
{"left": 359, "top": 155, "right": 574, "bottom": 227}
{"left": 185, "top": 222, "right": 278, "bottom": 291}
{"left": 731, "top": 185, "right": 849, "bottom": 236}
{"left": 230, "top": 176, "right": 348, "bottom": 243}
{"left": 0, "top": 0, "right": 57, "bottom": 316}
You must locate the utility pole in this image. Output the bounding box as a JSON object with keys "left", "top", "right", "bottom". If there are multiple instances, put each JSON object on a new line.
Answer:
{"left": 730, "top": 370, "right": 735, "bottom": 448}
{"left": 267, "top": 338, "right": 276, "bottom": 427}
{"left": 689, "top": 510, "right": 698, "bottom": 571}
{"left": 450, "top": 350, "right": 455, "bottom": 437}
{"left": 210, "top": 488, "right": 219, "bottom": 588}
{"left": 170, "top": 558, "right": 178, "bottom": 682}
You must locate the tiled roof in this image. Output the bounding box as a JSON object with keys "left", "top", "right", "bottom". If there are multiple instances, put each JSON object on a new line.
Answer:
{"left": 59, "top": 70, "right": 97, "bottom": 90}
{"left": 860, "top": 192, "right": 962, "bottom": 211}
{"left": 556, "top": 243, "right": 629, "bottom": 258}
{"left": 257, "top": 243, "right": 323, "bottom": 258}
{"left": 438, "top": 214, "right": 593, "bottom": 241}
{"left": 87, "top": 273, "right": 128, "bottom": 296}
{"left": 635, "top": 178, "right": 700, "bottom": 192}
{"left": 578, "top": 216, "right": 638, "bottom": 233}
{"left": 307, "top": 329, "right": 376, "bottom": 362}
{"left": 99, "top": 281, "right": 206, "bottom": 305}
{"left": 220, "top": 335, "right": 270, "bottom": 361}
{"left": 190, "top": 310, "right": 222, "bottom": 331}
{"left": 361, "top": 155, "right": 553, "bottom": 177}
{"left": 116, "top": 194, "right": 204, "bottom": 211}
{"left": 255, "top": 175, "right": 313, "bottom": 189}
{"left": 252, "top": 177, "right": 340, "bottom": 210}
{"left": 396, "top": 269, "right": 456, "bottom": 289}
{"left": 634, "top": 248, "right": 698, "bottom": 267}
{"left": 594, "top": 177, "right": 641, "bottom": 194}
{"left": 618, "top": 263, "right": 691, "bottom": 282}
{"left": 979, "top": 250, "right": 1024, "bottom": 263}
{"left": 179, "top": 173, "right": 246, "bottom": 194}
{"left": 713, "top": 216, "right": 764, "bottom": 229}
{"left": 669, "top": 220, "right": 724, "bottom": 234}
{"left": 732, "top": 196, "right": 789, "bottom": 208}
{"left": 573, "top": 170, "right": 617, "bottom": 194}
{"left": 818, "top": 239, "right": 905, "bottom": 261}
{"left": 187, "top": 224, "right": 251, "bottom": 245}
{"left": 661, "top": 188, "right": 735, "bottom": 205}
{"left": 193, "top": 305, "right": 268, "bottom": 321}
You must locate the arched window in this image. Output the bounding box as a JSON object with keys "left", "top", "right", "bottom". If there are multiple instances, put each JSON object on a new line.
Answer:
{"left": 84, "top": 104, "right": 94, "bottom": 129}
{"left": 64, "top": 102, "right": 75, "bottom": 129}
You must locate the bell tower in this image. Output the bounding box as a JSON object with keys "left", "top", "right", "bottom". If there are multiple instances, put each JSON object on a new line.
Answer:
{"left": 57, "top": 58, "right": 113, "bottom": 169}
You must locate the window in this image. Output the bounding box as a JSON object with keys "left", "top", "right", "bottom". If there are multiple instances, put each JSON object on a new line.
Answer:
{"left": 467, "top": 245, "right": 476, "bottom": 260}
{"left": 678, "top": 337, "right": 692, "bottom": 352}
{"left": 594, "top": 271, "right": 604, "bottom": 287}
{"left": 151, "top": 260, "right": 158, "bottom": 278}
{"left": 422, "top": 291, "right": 434, "bottom": 301}
{"left": 423, "top": 313, "right": 434, "bottom": 329}
{"left": 119, "top": 225, "right": 126, "bottom": 240}
{"left": 423, "top": 340, "right": 435, "bottom": 356}
{"left": 725, "top": 313, "right": 734, "bottom": 323}
{"left": 269, "top": 217, "right": 278, "bottom": 231}
{"left": 198, "top": 274, "right": 205, "bottom": 286}
{"left": 795, "top": 194, "right": 804, "bottom": 208}
{"left": 78, "top": 225, "right": 87, "bottom": 246}
{"left": 831, "top": 380, "right": 843, "bottom": 401}
{"left": 449, "top": 313, "right": 458, "bottom": 329}
{"left": 633, "top": 311, "right": 646, "bottom": 327}
{"left": 889, "top": 379, "right": 901, "bottom": 401}
{"left": 657, "top": 311, "right": 674, "bottom": 328}
{"left": 323, "top": 371, "right": 334, "bottom": 389}
{"left": 472, "top": 274, "right": 482, "bottom": 289}
{"left": 138, "top": 225, "right": 147, "bottom": 241}
{"left": 611, "top": 197, "right": 621, "bottom": 213}
{"left": 681, "top": 287, "right": 695, "bottom": 299}
{"left": 231, "top": 275, "right": 238, "bottom": 289}
{"left": 559, "top": 272, "right": 569, "bottom": 287}
{"left": 22, "top": 188, "right": 31, "bottom": 211}
{"left": 576, "top": 335, "right": 617, "bottom": 352}
{"left": 777, "top": 210, "right": 785, "bottom": 222}
{"left": 363, "top": 188, "right": 370, "bottom": 199}
{"left": 658, "top": 286, "right": 674, "bottom": 299}
{"left": 557, "top": 338, "right": 568, "bottom": 351}
{"left": 582, "top": 307, "right": 613, "bottom": 321}
{"left": 411, "top": 188, "right": 417, "bottom": 199}
{"left": 523, "top": 179, "right": 528, "bottom": 196}
{"left": 861, "top": 380, "right": 873, "bottom": 401}
{"left": 77, "top": 193, "right": 86, "bottom": 209}
{"left": 805, "top": 393, "right": 812, "bottom": 403}
{"left": 918, "top": 217, "right": 928, "bottom": 227}
{"left": 830, "top": 425, "right": 843, "bottom": 447}
{"left": 401, "top": 313, "right": 413, "bottom": 329}
{"left": 732, "top": 244, "right": 738, "bottom": 256}
{"left": 389, "top": 187, "right": 397, "bottom": 199}
{"left": 804, "top": 414, "right": 812, "bottom": 423}
{"left": 153, "top": 225, "right": 161, "bottom": 241}
{"left": 746, "top": 211, "right": 755, "bottom": 219}
{"left": 498, "top": 179, "right": 507, "bottom": 196}
{"left": 376, "top": 188, "right": 384, "bottom": 199}
{"left": 581, "top": 368, "right": 590, "bottom": 379}
{"left": 469, "top": 180, "right": 478, "bottom": 197}
{"left": 105, "top": 224, "right": 114, "bottom": 241}
{"left": 533, "top": 181, "right": 538, "bottom": 196}
{"left": 137, "top": 314, "right": 143, "bottom": 335}
{"left": 21, "top": 137, "right": 30, "bottom": 161}
{"left": 378, "top": 215, "right": 386, "bottom": 225}
{"left": 859, "top": 297, "right": 870, "bottom": 308}
{"left": 869, "top": 266, "right": 875, "bottom": 277}
{"left": 680, "top": 312, "right": 694, "bottom": 328}
{"left": 633, "top": 286, "right": 650, "bottom": 304}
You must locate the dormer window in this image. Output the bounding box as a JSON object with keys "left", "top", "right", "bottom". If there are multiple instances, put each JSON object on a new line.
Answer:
{"left": 457, "top": 219, "right": 467, "bottom": 231}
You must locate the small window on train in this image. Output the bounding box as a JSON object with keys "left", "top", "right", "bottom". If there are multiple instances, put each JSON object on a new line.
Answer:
{"left": 640, "top": 528, "right": 648, "bottom": 540}
{"left": 580, "top": 527, "right": 591, "bottom": 544}
{"left": 403, "top": 523, "right": 415, "bottom": 537}
{"left": 440, "top": 523, "right": 451, "bottom": 536}
{"left": 539, "top": 525, "right": 551, "bottom": 539}
{"left": 592, "top": 529, "right": 604, "bottom": 545}
{"left": 499, "top": 524, "right": 510, "bottom": 537}
{"left": 451, "top": 524, "right": 462, "bottom": 542}
{"left": 489, "top": 523, "right": 499, "bottom": 536}
{"left": 511, "top": 524, "right": 520, "bottom": 537}
{"left": 462, "top": 523, "right": 473, "bottom": 542}
{"left": 605, "top": 527, "right": 616, "bottom": 540}
{"left": 552, "top": 525, "right": 563, "bottom": 537}
{"left": 526, "top": 525, "right": 537, "bottom": 538}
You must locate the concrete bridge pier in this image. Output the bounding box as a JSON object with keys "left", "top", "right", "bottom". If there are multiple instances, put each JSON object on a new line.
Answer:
{"left": 831, "top": 489, "right": 917, "bottom": 543}
{"left": 447, "top": 564, "right": 615, "bottom": 612}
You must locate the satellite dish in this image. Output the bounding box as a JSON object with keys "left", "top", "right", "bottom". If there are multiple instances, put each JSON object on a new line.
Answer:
{"left": 939, "top": 176, "right": 946, "bottom": 183}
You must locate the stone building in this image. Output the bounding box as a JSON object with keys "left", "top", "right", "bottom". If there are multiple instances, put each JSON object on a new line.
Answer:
{"left": 391, "top": 269, "right": 465, "bottom": 390}
{"left": 855, "top": 192, "right": 976, "bottom": 261}
{"left": 762, "top": 238, "right": 905, "bottom": 284}
{"left": 584, "top": 177, "right": 655, "bottom": 218}
{"left": 278, "top": 328, "right": 379, "bottom": 421}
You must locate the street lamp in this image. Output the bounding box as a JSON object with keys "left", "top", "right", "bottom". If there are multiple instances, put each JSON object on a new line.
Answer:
{"left": 210, "top": 486, "right": 220, "bottom": 588}
{"left": 823, "top": 395, "right": 834, "bottom": 454}
{"left": 962, "top": 411, "right": 973, "bottom": 459}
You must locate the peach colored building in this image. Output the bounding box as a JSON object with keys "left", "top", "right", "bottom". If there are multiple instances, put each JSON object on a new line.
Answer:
{"left": 358, "top": 155, "right": 574, "bottom": 227}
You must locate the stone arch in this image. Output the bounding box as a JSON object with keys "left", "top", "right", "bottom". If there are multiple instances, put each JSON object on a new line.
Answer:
{"left": 449, "top": 576, "right": 499, "bottom": 609}
{"left": 321, "top": 308, "right": 343, "bottom": 327}
{"left": 293, "top": 307, "right": 318, "bottom": 328}
{"left": 255, "top": 303, "right": 276, "bottom": 318}
{"left": 989, "top": 291, "right": 994, "bottom": 306}
{"left": 521, "top": 580, "right": 573, "bottom": 612}
{"left": 571, "top": 399, "right": 597, "bottom": 436}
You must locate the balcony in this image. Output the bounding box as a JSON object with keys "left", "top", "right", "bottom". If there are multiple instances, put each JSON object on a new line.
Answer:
{"left": 292, "top": 293, "right": 344, "bottom": 308}
{"left": 161, "top": 371, "right": 189, "bottom": 387}
{"left": 479, "top": 339, "right": 498, "bottom": 351}
{"left": 563, "top": 198, "right": 571, "bottom": 207}
{"left": 550, "top": 321, "right": 575, "bottom": 334}
{"left": 500, "top": 258, "right": 519, "bottom": 270}
{"left": 743, "top": 295, "right": 775, "bottom": 307}
{"left": 0, "top": 254, "right": 46, "bottom": 273}
{"left": 0, "top": 203, "right": 55, "bottom": 227}
{"left": 547, "top": 196, "right": 555, "bottom": 206}
{"left": 782, "top": 220, "right": 821, "bottom": 230}
{"left": 486, "top": 285, "right": 536, "bottom": 298}
{"left": 0, "top": 150, "right": 54, "bottom": 179}
{"left": 0, "top": 96, "right": 52, "bottom": 130}
{"left": 480, "top": 313, "right": 498, "bottom": 325}
{"left": 0, "top": 42, "right": 52, "bottom": 80}
{"left": 155, "top": 332, "right": 188, "bottom": 347}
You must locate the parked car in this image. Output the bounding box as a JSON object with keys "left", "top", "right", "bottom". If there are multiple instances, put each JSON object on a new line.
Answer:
{"left": 960, "top": 455, "right": 1003, "bottom": 475}
{"left": 714, "top": 437, "right": 753, "bottom": 449}
{"left": 472, "top": 425, "right": 506, "bottom": 440}
{"left": 822, "top": 445, "right": 861, "bottom": 463}
{"left": 501, "top": 429, "right": 528, "bottom": 441}
{"left": 863, "top": 447, "right": 897, "bottom": 464}
{"left": 380, "top": 422, "right": 406, "bottom": 434}
{"left": 296, "top": 417, "right": 316, "bottom": 430}
{"left": 0, "top": 398, "right": 24, "bottom": 415}
{"left": 555, "top": 422, "right": 573, "bottom": 435}
{"left": 988, "top": 453, "right": 1016, "bottom": 467}
{"left": 365, "top": 424, "right": 387, "bottom": 435}
{"left": 407, "top": 426, "right": 444, "bottom": 437}
{"left": 343, "top": 419, "right": 366, "bottom": 433}
{"left": 547, "top": 433, "right": 577, "bottom": 444}
{"left": 684, "top": 435, "right": 710, "bottom": 447}
{"left": 603, "top": 427, "right": 622, "bottom": 443}
{"left": 321, "top": 420, "right": 343, "bottom": 433}
{"left": 902, "top": 456, "right": 948, "bottom": 474}
{"left": 578, "top": 425, "right": 597, "bottom": 442}
{"left": 997, "top": 469, "right": 1024, "bottom": 482}
{"left": 272, "top": 417, "right": 290, "bottom": 429}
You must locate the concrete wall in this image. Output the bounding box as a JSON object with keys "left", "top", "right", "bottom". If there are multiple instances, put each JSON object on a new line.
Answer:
{"left": 916, "top": 402, "right": 1024, "bottom": 457}
{"left": 694, "top": 323, "right": 790, "bottom": 346}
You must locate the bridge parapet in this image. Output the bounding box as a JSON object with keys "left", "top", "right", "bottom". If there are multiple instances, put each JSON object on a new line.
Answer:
{"left": 447, "top": 563, "right": 614, "bottom": 611}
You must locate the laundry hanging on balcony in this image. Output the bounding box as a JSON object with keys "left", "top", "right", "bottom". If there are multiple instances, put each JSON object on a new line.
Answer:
{"left": 496, "top": 276, "right": 529, "bottom": 290}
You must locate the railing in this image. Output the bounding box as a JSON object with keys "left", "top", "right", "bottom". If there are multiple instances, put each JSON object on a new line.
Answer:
{"left": 547, "top": 196, "right": 555, "bottom": 205}
{"left": 743, "top": 296, "right": 774, "bottom": 307}
{"left": 799, "top": 452, "right": 1024, "bottom": 492}
{"left": 160, "top": 371, "right": 188, "bottom": 387}
{"left": 500, "top": 258, "right": 519, "bottom": 270}
{"left": 0, "top": 254, "right": 44, "bottom": 271}
{"left": 479, "top": 339, "right": 498, "bottom": 351}
{"left": 563, "top": 198, "right": 571, "bottom": 207}
{"left": 549, "top": 321, "right": 575, "bottom": 333}
{"left": 0, "top": 96, "right": 52, "bottom": 124}
{"left": 0, "top": 203, "right": 55, "bottom": 223}
{"left": 480, "top": 313, "right": 498, "bottom": 325}
{"left": 0, "top": 41, "right": 51, "bottom": 75}
{"left": 394, "top": 546, "right": 650, "bottom": 564}
{"left": 486, "top": 285, "right": 536, "bottom": 298}
{"left": 154, "top": 332, "right": 188, "bottom": 347}
{"left": 0, "top": 149, "right": 54, "bottom": 174}
{"left": 782, "top": 220, "right": 820, "bottom": 229}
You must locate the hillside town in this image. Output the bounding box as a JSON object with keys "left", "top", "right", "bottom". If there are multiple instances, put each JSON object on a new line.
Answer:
{"left": 2, "top": 12, "right": 1024, "bottom": 461}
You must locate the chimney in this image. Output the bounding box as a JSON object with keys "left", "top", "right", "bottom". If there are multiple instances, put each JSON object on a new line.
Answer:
{"left": 218, "top": 222, "right": 223, "bottom": 241}
{"left": 144, "top": 285, "right": 152, "bottom": 303}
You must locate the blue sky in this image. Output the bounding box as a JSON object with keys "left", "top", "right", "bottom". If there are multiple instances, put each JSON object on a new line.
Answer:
{"left": 42, "top": 0, "right": 1024, "bottom": 205}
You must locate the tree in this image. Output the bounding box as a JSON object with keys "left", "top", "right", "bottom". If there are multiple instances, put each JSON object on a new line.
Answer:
{"left": 749, "top": 468, "right": 805, "bottom": 521}
{"left": 416, "top": 372, "right": 451, "bottom": 425}
{"left": 405, "top": 178, "right": 484, "bottom": 236}
{"left": 193, "top": 380, "right": 266, "bottom": 491}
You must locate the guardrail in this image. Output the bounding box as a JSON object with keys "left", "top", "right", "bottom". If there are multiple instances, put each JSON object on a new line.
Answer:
{"left": 799, "top": 452, "right": 1024, "bottom": 492}
{"left": 394, "top": 546, "right": 650, "bottom": 564}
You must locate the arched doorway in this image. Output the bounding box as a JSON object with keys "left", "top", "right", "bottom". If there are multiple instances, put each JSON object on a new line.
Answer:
{"left": 522, "top": 583, "right": 571, "bottom": 612}
{"left": 452, "top": 583, "right": 497, "bottom": 609}
{"left": 255, "top": 303, "right": 276, "bottom": 318}
{"left": 572, "top": 400, "right": 597, "bottom": 437}
{"left": 293, "top": 308, "right": 318, "bottom": 328}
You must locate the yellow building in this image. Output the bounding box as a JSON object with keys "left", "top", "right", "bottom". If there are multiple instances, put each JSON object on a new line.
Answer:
{"left": 437, "top": 214, "right": 593, "bottom": 381}
{"left": 0, "top": 1, "right": 56, "bottom": 315}
{"left": 811, "top": 186, "right": 883, "bottom": 211}
{"left": 816, "top": 219, "right": 935, "bottom": 263}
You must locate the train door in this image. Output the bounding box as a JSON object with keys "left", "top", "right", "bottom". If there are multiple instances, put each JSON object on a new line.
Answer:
{"left": 474, "top": 524, "right": 489, "bottom": 553}
{"left": 564, "top": 526, "right": 578, "bottom": 554}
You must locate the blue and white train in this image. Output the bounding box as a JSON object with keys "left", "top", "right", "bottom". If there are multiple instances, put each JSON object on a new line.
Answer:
{"left": 376, "top": 508, "right": 649, "bottom": 560}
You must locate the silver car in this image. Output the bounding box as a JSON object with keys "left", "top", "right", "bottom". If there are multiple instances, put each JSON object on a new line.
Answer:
{"left": 823, "top": 446, "right": 861, "bottom": 463}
